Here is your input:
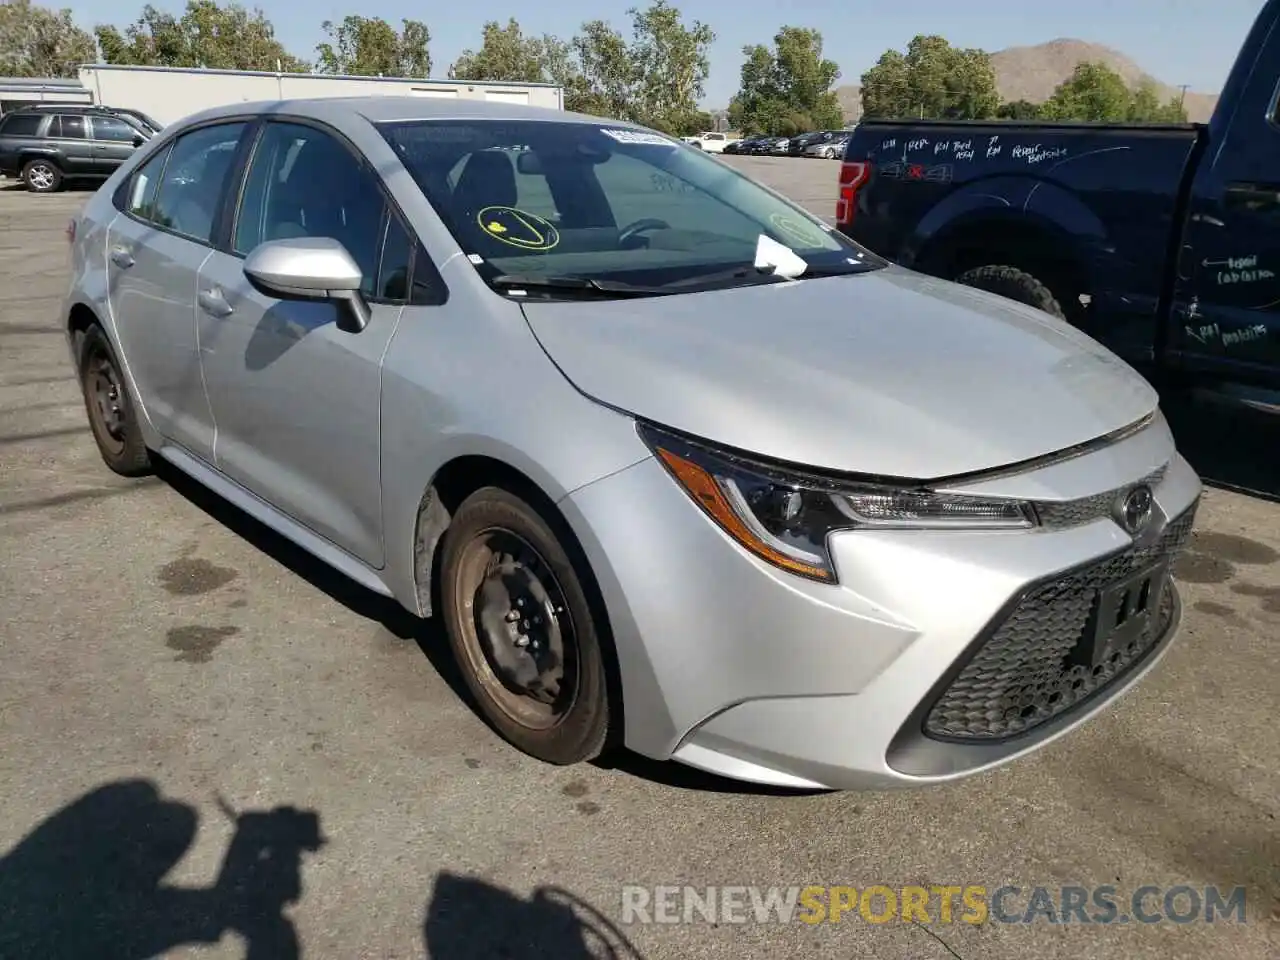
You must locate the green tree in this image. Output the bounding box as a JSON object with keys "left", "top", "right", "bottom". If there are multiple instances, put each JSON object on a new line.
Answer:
{"left": 0, "top": 0, "right": 97, "bottom": 77}
{"left": 569, "top": 2, "right": 713, "bottom": 128}
{"left": 997, "top": 99, "right": 1041, "bottom": 120}
{"left": 96, "top": 2, "right": 306, "bottom": 71}
{"left": 1127, "top": 79, "right": 1188, "bottom": 122}
{"left": 450, "top": 19, "right": 555, "bottom": 83}
{"left": 1040, "top": 61, "right": 1131, "bottom": 121}
{"left": 860, "top": 35, "right": 999, "bottom": 120}
{"left": 315, "top": 15, "right": 430, "bottom": 77}
{"left": 729, "top": 26, "right": 841, "bottom": 135}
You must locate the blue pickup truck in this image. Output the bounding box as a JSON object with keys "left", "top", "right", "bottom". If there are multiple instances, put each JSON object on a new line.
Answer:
{"left": 838, "top": 0, "right": 1280, "bottom": 412}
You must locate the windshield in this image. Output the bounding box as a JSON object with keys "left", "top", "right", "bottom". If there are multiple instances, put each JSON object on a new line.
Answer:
{"left": 378, "top": 119, "right": 885, "bottom": 294}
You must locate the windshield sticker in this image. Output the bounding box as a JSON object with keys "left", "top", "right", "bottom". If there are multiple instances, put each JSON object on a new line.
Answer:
{"left": 769, "top": 212, "right": 828, "bottom": 248}
{"left": 477, "top": 206, "right": 561, "bottom": 251}
{"left": 599, "top": 128, "right": 676, "bottom": 147}
{"left": 466, "top": 253, "right": 485, "bottom": 264}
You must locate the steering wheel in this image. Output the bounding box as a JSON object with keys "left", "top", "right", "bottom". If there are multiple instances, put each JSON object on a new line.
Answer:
{"left": 617, "top": 217, "right": 672, "bottom": 249}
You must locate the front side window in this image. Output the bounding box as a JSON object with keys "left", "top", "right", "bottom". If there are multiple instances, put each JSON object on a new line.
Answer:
{"left": 147, "top": 122, "right": 246, "bottom": 243}
{"left": 379, "top": 119, "right": 884, "bottom": 295}
{"left": 92, "top": 116, "right": 138, "bottom": 142}
{"left": 233, "top": 122, "right": 388, "bottom": 299}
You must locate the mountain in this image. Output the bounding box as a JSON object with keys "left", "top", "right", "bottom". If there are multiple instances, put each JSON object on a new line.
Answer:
{"left": 833, "top": 37, "right": 1220, "bottom": 123}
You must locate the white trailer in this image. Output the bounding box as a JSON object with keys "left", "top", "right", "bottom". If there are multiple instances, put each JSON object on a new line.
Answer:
{"left": 77, "top": 64, "right": 564, "bottom": 127}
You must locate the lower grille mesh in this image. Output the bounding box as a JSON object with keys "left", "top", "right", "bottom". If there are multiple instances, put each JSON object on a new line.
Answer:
{"left": 923, "top": 504, "right": 1198, "bottom": 741}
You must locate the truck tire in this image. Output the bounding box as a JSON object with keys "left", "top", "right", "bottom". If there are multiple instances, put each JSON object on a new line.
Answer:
{"left": 955, "top": 264, "right": 1067, "bottom": 321}
{"left": 22, "top": 158, "right": 63, "bottom": 193}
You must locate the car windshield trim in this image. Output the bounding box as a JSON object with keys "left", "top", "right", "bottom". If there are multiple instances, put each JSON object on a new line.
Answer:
{"left": 376, "top": 118, "right": 887, "bottom": 294}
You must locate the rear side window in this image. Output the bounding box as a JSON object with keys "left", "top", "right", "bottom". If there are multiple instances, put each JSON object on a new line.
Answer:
{"left": 0, "top": 114, "right": 43, "bottom": 137}
{"left": 145, "top": 122, "right": 247, "bottom": 243}
{"left": 51, "top": 115, "right": 87, "bottom": 140}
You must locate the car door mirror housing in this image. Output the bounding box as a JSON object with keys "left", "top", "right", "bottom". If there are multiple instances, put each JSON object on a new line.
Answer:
{"left": 243, "top": 237, "right": 370, "bottom": 333}
{"left": 132, "top": 134, "right": 145, "bottom": 147}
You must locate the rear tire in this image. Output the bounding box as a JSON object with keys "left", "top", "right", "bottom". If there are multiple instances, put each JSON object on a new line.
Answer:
{"left": 439, "top": 486, "right": 613, "bottom": 766}
{"left": 22, "top": 158, "right": 62, "bottom": 193}
{"left": 77, "top": 324, "right": 152, "bottom": 477}
{"left": 955, "top": 264, "right": 1069, "bottom": 321}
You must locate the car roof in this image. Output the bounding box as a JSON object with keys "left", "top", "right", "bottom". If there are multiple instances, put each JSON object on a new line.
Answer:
{"left": 177, "top": 96, "right": 641, "bottom": 130}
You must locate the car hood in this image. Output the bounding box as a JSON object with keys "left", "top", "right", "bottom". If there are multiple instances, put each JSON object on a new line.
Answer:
{"left": 520, "top": 265, "right": 1158, "bottom": 480}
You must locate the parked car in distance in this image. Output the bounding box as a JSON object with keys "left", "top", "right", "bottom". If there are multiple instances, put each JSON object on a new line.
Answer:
{"left": 769, "top": 137, "right": 791, "bottom": 155}
{"left": 26, "top": 103, "right": 163, "bottom": 136}
{"left": 837, "top": 0, "right": 1280, "bottom": 415}
{"left": 692, "top": 131, "right": 730, "bottom": 153}
{"left": 64, "top": 96, "right": 1201, "bottom": 791}
{"left": 805, "top": 134, "right": 848, "bottom": 159}
{"left": 0, "top": 107, "right": 147, "bottom": 192}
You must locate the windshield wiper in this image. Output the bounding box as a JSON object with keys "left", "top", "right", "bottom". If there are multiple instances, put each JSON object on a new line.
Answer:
{"left": 490, "top": 274, "right": 671, "bottom": 298}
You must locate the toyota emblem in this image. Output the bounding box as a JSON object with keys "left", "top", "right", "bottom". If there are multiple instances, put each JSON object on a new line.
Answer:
{"left": 1117, "top": 485, "right": 1154, "bottom": 534}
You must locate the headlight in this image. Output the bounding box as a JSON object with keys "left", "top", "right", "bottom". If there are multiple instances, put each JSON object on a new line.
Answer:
{"left": 638, "top": 423, "right": 1038, "bottom": 584}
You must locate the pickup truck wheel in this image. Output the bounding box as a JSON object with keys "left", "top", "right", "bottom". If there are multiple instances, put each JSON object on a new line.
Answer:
{"left": 22, "top": 158, "right": 62, "bottom": 193}
{"left": 955, "top": 265, "right": 1067, "bottom": 321}
{"left": 440, "top": 486, "right": 613, "bottom": 766}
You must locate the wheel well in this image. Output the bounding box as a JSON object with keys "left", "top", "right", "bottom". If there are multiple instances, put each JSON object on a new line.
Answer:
{"left": 413, "top": 455, "right": 625, "bottom": 744}
{"left": 20, "top": 153, "right": 61, "bottom": 170}
{"left": 67, "top": 303, "right": 99, "bottom": 364}
{"left": 916, "top": 219, "right": 1088, "bottom": 312}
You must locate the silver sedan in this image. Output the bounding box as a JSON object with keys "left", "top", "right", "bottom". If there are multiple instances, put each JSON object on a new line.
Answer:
{"left": 62, "top": 97, "right": 1201, "bottom": 790}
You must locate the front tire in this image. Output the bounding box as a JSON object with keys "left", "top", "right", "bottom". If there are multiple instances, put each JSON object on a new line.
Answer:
{"left": 77, "top": 324, "right": 152, "bottom": 476}
{"left": 955, "top": 264, "right": 1069, "bottom": 321}
{"left": 439, "top": 486, "right": 613, "bottom": 765}
{"left": 22, "top": 158, "right": 62, "bottom": 193}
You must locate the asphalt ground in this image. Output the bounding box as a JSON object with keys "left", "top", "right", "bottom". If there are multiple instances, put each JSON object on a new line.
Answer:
{"left": 0, "top": 163, "right": 1276, "bottom": 959}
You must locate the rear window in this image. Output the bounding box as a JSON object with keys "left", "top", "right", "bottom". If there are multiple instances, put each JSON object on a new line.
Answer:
{"left": 379, "top": 119, "right": 877, "bottom": 289}
{"left": 0, "top": 114, "right": 43, "bottom": 137}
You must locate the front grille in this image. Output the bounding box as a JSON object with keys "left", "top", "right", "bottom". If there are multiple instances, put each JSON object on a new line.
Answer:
{"left": 923, "top": 503, "right": 1198, "bottom": 742}
{"left": 1034, "top": 463, "right": 1169, "bottom": 529}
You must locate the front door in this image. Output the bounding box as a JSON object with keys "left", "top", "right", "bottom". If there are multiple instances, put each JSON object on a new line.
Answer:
{"left": 88, "top": 114, "right": 141, "bottom": 173}
{"left": 105, "top": 120, "right": 250, "bottom": 460}
{"left": 196, "top": 119, "right": 410, "bottom": 567}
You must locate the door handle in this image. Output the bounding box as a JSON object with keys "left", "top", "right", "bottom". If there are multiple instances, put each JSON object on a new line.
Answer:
{"left": 198, "top": 287, "right": 234, "bottom": 318}
{"left": 109, "top": 246, "right": 134, "bottom": 268}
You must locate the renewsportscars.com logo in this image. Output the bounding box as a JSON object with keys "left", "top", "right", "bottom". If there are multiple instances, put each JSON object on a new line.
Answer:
{"left": 620, "top": 884, "right": 1250, "bottom": 926}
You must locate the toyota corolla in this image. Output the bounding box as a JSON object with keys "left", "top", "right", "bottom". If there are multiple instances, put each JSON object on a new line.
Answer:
{"left": 62, "top": 97, "right": 1201, "bottom": 790}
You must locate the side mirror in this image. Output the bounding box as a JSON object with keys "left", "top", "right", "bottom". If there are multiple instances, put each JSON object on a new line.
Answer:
{"left": 131, "top": 134, "right": 145, "bottom": 147}
{"left": 243, "top": 237, "right": 370, "bottom": 333}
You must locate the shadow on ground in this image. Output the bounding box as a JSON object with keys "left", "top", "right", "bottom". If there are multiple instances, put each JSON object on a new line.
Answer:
{"left": 0, "top": 779, "right": 324, "bottom": 960}
{"left": 424, "top": 874, "right": 647, "bottom": 958}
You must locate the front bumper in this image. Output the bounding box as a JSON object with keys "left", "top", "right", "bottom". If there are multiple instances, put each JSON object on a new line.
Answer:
{"left": 559, "top": 414, "right": 1202, "bottom": 790}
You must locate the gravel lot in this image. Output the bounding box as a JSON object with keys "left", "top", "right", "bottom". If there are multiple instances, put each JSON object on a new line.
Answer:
{"left": 0, "top": 162, "right": 1277, "bottom": 960}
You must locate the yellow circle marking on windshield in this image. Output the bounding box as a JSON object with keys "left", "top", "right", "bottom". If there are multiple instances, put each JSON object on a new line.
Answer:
{"left": 477, "top": 206, "right": 561, "bottom": 251}
{"left": 769, "top": 212, "right": 825, "bottom": 247}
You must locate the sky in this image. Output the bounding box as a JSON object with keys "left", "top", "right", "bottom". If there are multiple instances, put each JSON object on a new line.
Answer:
{"left": 64, "top": 0, "right": 1265, "bottom": 107}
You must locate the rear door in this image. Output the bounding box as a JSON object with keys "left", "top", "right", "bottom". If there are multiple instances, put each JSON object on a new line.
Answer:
{"left": 88, "top": 114, "right": 141, "bottom": 173}
{"left": 47, "top": 114, "right": 95, "bottom": 175}
{"left": 105, "top": 120, "right": 250, "bottom": 459}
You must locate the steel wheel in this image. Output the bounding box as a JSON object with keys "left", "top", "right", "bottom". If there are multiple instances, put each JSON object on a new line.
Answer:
{"left": 76, "top": 324, "right": 152, "bottom": 476}
{"left": 452, "top": 528, "right": 579, "bottom": 730}
{"left": 84, "top": 350, "right": 127, "bottom": 458}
